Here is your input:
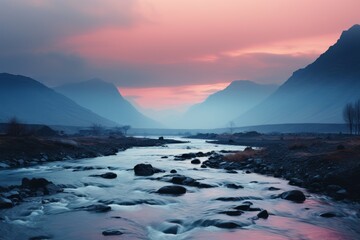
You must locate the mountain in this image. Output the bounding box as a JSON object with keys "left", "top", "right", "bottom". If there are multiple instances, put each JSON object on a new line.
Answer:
{"left": 235, "top": 24, "right": 360, "bottom": 127}
{"left": 0, "top": 73, "right": 115, "bottom": 127}
{"left": 179, "top": 80, "right": 278, "bottom": 129}
{"left": 55, "top": 79, "right": 160, "bottom": 128}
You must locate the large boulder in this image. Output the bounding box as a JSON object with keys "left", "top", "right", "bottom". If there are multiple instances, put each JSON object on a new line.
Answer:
{"left": 134, "top": 164, "right": 164, "bottom": 176}
{"left": 280, "top": 190, "right": 306, "bottom": 203}
{"left": 157, "top": 185, "right": 187, "bottom": 195}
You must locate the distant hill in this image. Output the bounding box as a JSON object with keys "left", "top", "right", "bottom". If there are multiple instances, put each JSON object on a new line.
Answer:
{"left": 55, "top": 79, "right": 160, "bottom": 128}
{"left": 180, "top": 80, "right": 277, "bottom": 129}
{"left": 235, "top": 24, "right": 360, "bottom": 126}
{"left": 0, "top": 73, "right": 115, "bottom": 127}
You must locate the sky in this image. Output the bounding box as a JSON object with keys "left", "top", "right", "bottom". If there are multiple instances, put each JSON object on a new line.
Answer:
{"left": 1, "top": 0, "right": 360, "bottom": 110}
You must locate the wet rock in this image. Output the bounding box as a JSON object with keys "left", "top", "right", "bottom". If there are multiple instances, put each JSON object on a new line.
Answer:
{"left": 289, "top": 178, "right": 304, "bottom": 186}
{"left": 102, "top": 230, "right": 123, "bottom": 236}
{"left": 0, "top": 197, "right": 13, "bottom": 209}
{"left": 234, "top": 202, "right": 252, "bottom": 211}
{"left": 21, "top": 178, "right": 63, "bottom": 196}
{"left": 2, "top": 190, "right": 20, "bottom": 199}
{"left": 280, "top": 190, "right": 306, "bottom": 203}
{"left": 191, "top": 159, "right": 201, "bottom": 164}
{"left": 257, "top": 210, "right": 269, "bottom": 219}
{"left": 198, "top": 219, "right": 243, "bottom": 229}
{"left": 268, "top": 187, "right": 281, "bottom": 191}
{"left": 161, "top": 156, "right": 168, "bottom": 159}
{"left": 157, "top": 185, "right": 186, "bottom": 195}
{"left": 219, "top": 210, "right": 243, "bottom": 216}
{"left": 226, "top": 170, "right": 238, "bottom": 174}
{"left": 134, "top": 163, "right": 164, "bottom": 176}
{"left": 85, "top": 204, "right": 111, "bottom": 212}
{"left": 171, "top": 175, "right": 196, "bottom": 185}
{"left": 163, "top": 225, "right": 178, "bottom": 234}
{"left": 175, "top": 153, "right": 197, "bottom": 160}
{"left": 225, "top": 183, "right": 244, "bottom": 189}
{"left": 22, "top": 178, "right": 50, "bottom": 189}
{"left": 29, "top": 235, "right": 52, "bottom": 240}
{"left": 100, "top": 172, "right": 117, "bottom": 179}
{"left": 170, "top": 169, "right": 177, "bottom": 173}
{"left": 320, "top": 212, "right": 337, "bottom": 218}
{"left": 197, "top": 183, "right": 216, "bottom": 188}
{"left": 200, "top": 164, "right": 207, "bottom": 168}
{"left": 245, "top": 170, "right": 252, "bottom": 174}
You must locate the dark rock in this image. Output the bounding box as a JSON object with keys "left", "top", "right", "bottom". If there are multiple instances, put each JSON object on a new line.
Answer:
{"left": 197, "top": 219, "right": 243, "bottom": 229}
{"left": 197, "top": 183, "right": 216, "bottom": 188}
{"left": 21, "top": 178, "right": 51, "bottom": 189}
{"left": 191, "top": 159, "right": 201, "bottom": 164}
{"left": 86, "top": 204, "right": 111, "bottom": 212}
{"left": 157, "top": 185, "right": 186, "bottom": 195}
{"left": 257, "top": 210, "right": 269, "bottom": 219}
{"left": 102, "top": 230, "right": 123, "bottom": 236}
{"left": 161, "top": 156, "right": 168, "bottom": 159}
{"left": 29, "top": 236, "right": 52, "bottom": 240}
{"left": 200, "top": 164, "right": 207, "bottom": 168}
{"left": 226, "top": 170, "right": 238, "bottom": 174}
{"left": 289, "top": 178, "right": 304, "bottom": 186}
{"left": 171, "top": 175, "right": 195, "bottom": 185}
{"left": 225, "top": 183, "right": 244, "bottom": 189}
{"left": 158, "top": 136, "right": 164, "bottom": 140}
{"left": 0, "top": 197, "right": 13, "bottom": 209}
{"left": 134, "top": 163, "right": 164, "bottom": 176}
{"left": 163, "top": 225, "right": 178, "bottom": 234}
{"left": 280, "top": 190, "right": 306, "bottom": 203}
{"left": 234, "top": 203, "right": 252, "bottom": 211}
{"left": 219, "top": 210, "right": 243, "bottom": 216}
{"left": 100, "top": 172, "right": 117, "bottom": 179}
{"left": 245, "top": 170, "right": 251, "bottom": 174}
{"left": 268, "top": 187, "right": 281, "bottom": 191}
{"left": 44, "top": 183, "right": 63, "bottom": 195}
{"left": 170, "top": 169, "right": 177, "bottom": 173}
{"left": 320, "top": 212, "right": 337, "bottom": 218}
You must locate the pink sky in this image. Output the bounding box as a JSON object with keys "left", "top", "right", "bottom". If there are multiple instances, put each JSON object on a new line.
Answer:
{"left": 2, "top": 0, "right": 360, "bottom": 110}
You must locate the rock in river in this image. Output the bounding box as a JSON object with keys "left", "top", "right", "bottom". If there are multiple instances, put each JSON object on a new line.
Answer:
{"left": 134, "top": 163, "right": 164, "bottom": 176}
{"left": 91, "top": 172, "right": 117, "bottom": 179}
{"left": 191, "top": 159, "right": 201, "bottom": 164}
{"left": 102, "top": 229, "right": 123, "bottom": 236}
{"left": 280, "top": 190, "right": 306, "bottom": 203}
{"left": 157, "top": 185, "right": 187, "bottom": 195}
{"left": 257, "top": 210, "right": 269, "bottom": 219}
{"left": 0, "top": 197, "right": 13, "bottom": 209}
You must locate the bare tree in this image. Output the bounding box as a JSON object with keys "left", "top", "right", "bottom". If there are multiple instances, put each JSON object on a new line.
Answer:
{"left": 228, "top": 121, "right": 236, "bottom": 134}
{"left": 6, "top": 117, "right": 26, "bottom": 136}
{"left": 354, "top": 100, "right": 360, "bottom": 135}
{"left": 121, "top": 125, "right": 131, "bottom": 136}
{"left": 343, "top": 103, "right": 355, "bottom": 135}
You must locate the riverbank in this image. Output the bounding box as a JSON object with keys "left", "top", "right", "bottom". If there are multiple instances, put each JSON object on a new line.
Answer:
{"left": 0, "top": 136, "right": 185, "bottom": 168}
{"left": 192, "top": 133, "right": 360, "bottom": 202}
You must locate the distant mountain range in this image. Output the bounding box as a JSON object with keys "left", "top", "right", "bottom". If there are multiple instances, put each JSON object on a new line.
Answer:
{"left": 0, "top": 73, "right": 115, "bottom": 127}
{"left": 55, "top": 79, "right": 160, "bottom": 128}
{"left": 179, "top": 80, "right": 277, "bottom": 129}
{"left": 235, "top": 24, "right": 360, "bottom": 127}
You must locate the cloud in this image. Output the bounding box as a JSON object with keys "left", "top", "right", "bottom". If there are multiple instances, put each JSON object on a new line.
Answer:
{"left": 0, "top": 0, "right": 142, "bottom": 53}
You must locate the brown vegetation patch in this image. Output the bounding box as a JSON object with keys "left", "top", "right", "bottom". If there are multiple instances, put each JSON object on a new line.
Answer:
{"left": 224, "top": 148, "right": 262, "bottom": 162}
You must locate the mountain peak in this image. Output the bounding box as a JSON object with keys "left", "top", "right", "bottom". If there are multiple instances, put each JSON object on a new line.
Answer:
{"left": 339, "top": 24, "right": 360, "bottom": 42}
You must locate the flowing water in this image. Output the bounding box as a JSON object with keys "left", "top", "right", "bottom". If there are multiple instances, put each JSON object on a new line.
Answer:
{"left": 0, "top": 138, "right": 359, "bottom": 240}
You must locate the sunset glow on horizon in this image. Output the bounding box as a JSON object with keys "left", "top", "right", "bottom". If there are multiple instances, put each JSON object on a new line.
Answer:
{"left": 120, "top": 82, "right": 230, "bottom": 110}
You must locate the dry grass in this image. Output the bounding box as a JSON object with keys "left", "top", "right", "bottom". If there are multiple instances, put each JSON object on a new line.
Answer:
{"left": 224, "top": 148, "right": 262, "bottom": 162}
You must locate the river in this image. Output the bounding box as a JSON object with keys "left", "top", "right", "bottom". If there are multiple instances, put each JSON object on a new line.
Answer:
{"left": 0, "top": 137, "right": 359, "bottom": 240}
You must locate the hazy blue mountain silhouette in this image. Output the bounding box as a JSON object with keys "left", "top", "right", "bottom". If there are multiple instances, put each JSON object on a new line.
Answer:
{"left": 235, "top": 24, "right": 360, "bottom": 127}
{"left": 56, "top": 79, "right": 160, "bottom": 128}
{"left": 180, "top": 80, "right": 277, "bottom": 129}
{"left": 0, "top": 73, "right": 115, "bottom": 126}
